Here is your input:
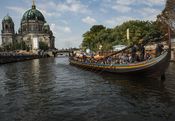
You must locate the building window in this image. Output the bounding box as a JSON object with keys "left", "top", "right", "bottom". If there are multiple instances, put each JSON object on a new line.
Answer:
{"left": 5, "top": 24, "right": 9, "bottom": 30}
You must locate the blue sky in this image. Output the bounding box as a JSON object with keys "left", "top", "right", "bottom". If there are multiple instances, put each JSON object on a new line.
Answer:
{"left": 0, "top": 0, "right": 166, "bottom": 49}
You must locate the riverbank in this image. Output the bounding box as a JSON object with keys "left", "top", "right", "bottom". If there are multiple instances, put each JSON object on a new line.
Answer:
{"left": 0, "top": 51, "right": 55, "bottom": 64}
{"left": 0, "top": 54, "right": 47, "bottom": 64}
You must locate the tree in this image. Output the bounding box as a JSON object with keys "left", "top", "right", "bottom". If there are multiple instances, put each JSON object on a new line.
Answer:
{"left": 2, "top": 41, "right": 30, "bottom": 51}
{"left": 39, "top": 41, "right": 49, "bottom": 50}
{"left": 90, "top": 25, "right": 106, "bottom": 33}
{"left": 82, "top": 25, "right": 106, "bottom": 51}
{"left": 82, "top": 20, "right": 165, "bottom": 52}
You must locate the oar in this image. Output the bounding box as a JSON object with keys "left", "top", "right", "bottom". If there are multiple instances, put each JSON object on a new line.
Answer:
{"left": 94, "top": 34, "right": 168, "bottom": 74}
{"left": 98, "top": 33, "right": 168, "bottom": 62}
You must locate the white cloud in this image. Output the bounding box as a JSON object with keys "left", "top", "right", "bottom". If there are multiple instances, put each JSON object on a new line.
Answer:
{"left": 82, "top": 16, "right": 97, "bottom": 25}
{"left": 60, "top": 20, "right": 68, "bottom": 25}
{"left": 115, "top": 0, "right": 136, "bottom": 6}
{"left": 143, "top": 0, "right": 166, "bottom": 7}
{"left": 63, "top": 27, "right": 72, "bottom": 33}
{"left": 37, "top": 1, "right": 56, "bottom": 10}
{"left": 112, "top": 5, "right": 132, "bottom": 13}
{"left": 57, "top": 5, "right": 87, "bottom": 13}
{"left": 50, "top": 23, "right": 81, "bottom": 49}
{"left": 6, "top": 5, "right": 61, "bottom": 18}
{"left": 38, "top": 9, "right": 61, "bottom": 17}
{"left": 50, "top": 23, "right": 74, "bottom": 49}
{"left": 106, "top": 16, "right": 136, "bottom": 26}
{"left": 138, "top": 7, "right": 162, "bottom": 20}
{"left": 50, "top": 23, "right": 71, "bottom": 34}
{"left": 103, "top": 0, "right": 165, "bottom": 6}
{"left": 55, "top": 0, "right": 89, "bottom": 14}
{"left": 100, "top": 0, "right": 134, "bottom": 14}
{"left": 50, "top": 23, "right": 57, "bottom": 34}
{"left": 59, "top": 36, "right": 82, "bottom": 49}
{"left": 6, "top": 6, "right": 25, "bottom": 14}
{"left": 36, "top": 0, "right": 90, "bottom": 15}
{"left": 101, "top": 0, "right": 165, "bottom": 12}
{"left": 105, "top": 7, "right": 162, "bottom": 27}
{"left": 100, "top": 8, "right": 108, "bottom": 13}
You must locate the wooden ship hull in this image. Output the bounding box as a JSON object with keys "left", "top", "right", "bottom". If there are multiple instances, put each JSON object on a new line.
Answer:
{"left": 69, "top": 51, "right": 170, "bottom": 77}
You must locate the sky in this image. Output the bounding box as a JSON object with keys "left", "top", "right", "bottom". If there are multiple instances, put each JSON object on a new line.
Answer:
{"left": 0, "top": 0, "right": 166, "bottom": 49}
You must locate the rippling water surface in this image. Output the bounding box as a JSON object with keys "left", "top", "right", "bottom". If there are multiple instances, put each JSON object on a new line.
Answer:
{"left": 0, "top": 57, "right": 175, "bottom": 121}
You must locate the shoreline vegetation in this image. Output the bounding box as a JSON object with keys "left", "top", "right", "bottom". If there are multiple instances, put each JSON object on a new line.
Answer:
{"left": 81, "top": 20, "right": 167, "bottom": 52}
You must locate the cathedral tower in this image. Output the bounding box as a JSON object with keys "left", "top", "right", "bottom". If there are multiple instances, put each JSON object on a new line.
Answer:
{"left": 1, "top": 15, "right": 15, "bottom": 46}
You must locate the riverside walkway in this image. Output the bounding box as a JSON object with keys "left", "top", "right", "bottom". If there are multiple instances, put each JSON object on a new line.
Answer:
{"left": 0, "top": 51, "right": 49, "bottom": 64}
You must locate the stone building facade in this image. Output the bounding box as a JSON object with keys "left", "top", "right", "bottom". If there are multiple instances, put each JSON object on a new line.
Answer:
{"left": 1, "top": 1, "right": 55, "bottom": 50}
{"left": 171, "top": 41, "right": 175, "bottom": 61}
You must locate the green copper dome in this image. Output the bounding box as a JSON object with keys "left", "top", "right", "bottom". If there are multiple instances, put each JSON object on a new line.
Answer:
{"left": 2, "top": 15, "right": 13, "bottom": 23}
{"left": 22, "top": 5, "right": 45, "bottom": 22}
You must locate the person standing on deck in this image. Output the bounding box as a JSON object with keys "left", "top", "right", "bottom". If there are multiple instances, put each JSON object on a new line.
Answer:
{"left": 156, "top": 43, "right": 164, "bottom": 57}
{"left": 139, "top": 43, "right": 145, "bottom": 61}
{"left": 82, "top": 53, "right": 87, "bottom": 62}
{"left": 131, "top": 45, "right": 137, "bottom": 62}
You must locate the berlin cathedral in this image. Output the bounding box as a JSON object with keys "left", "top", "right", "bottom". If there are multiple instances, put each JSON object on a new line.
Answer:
{"left": 1, "top": 0, "right": 55, "bottom": 50}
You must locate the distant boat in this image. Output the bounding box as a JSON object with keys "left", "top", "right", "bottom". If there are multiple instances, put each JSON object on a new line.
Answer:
{"left": 69, "top": 50, "right": 170, "bottom": 77}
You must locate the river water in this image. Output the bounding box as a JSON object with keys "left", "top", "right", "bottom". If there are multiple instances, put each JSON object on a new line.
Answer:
{"left": 0, "top": 57, "right": 175, "bottom": 121}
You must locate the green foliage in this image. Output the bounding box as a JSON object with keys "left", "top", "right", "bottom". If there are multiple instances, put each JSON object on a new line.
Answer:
{"left": 2, "top": 41, "right": 49, "bottom": 51}
{"left": 82, "top": 25, "right": 106, "bottom": 51}
{"left": 82, "top": 20, "right": 164, "bottom": 52}
{"left": 2, "top": 41, "right": 29, "bottom": 51}
{"left": 39, "top": 41, "right": 49, "bottom": 50}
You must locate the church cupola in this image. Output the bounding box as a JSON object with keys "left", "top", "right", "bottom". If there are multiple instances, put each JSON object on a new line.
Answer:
{"left": 32, "top": 0, "right": 36, "bottom": 9}
{"left": 2, "top": 14, "right": 15, "bottom": 34}
{"left": 1, "top": 14, "right": 15, "bottom": 46}
{"left": 43, "top": 23, "right": 50, "bottom": 33}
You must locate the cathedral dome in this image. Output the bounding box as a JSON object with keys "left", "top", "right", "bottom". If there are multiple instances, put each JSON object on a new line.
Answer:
{"left": 2, "top": 15, "right": 14, "bottom": 23}
{"left": 21, "top": 4, "right": 45, "bottom": 22}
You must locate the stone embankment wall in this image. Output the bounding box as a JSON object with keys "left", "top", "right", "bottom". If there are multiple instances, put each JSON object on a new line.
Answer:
{"left": 171, "top": 50, "right": 175, "bottom": 62}
{"left": 0, "top": 54, "right": 48, "bottom": 64}
{"left": 171, "top": 42, "right": 175, "bottom": 62}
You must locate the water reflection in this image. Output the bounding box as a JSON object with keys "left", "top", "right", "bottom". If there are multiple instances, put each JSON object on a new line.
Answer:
{"left": 0, "top": 58, "right": 175, "bottom": 121}
{"left": 99, "top": 72, "right": 175, "bottom": 120}
{"left": 31, "top": 59, "right": 40, "bottom": 83}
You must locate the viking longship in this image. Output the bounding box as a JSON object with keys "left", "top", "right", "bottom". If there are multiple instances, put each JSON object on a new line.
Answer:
{"left": 69, "top": 31, "right": 171, "bottom": 78}
{"left": 69, "top": 30, "right": 171, "bottom": 77}
{"left": 69, "top": 46, "right": 170, "bottom": 77}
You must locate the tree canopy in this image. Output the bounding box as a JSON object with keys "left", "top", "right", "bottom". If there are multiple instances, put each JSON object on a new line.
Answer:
{"left": 82, "top": 20, "right": 165, "bottom": 52}
{"left": 2, "top": 41, "right": 29, "bottom": 51}
{"left": 39, "top": 41, "right": 49, "bottom": 50}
